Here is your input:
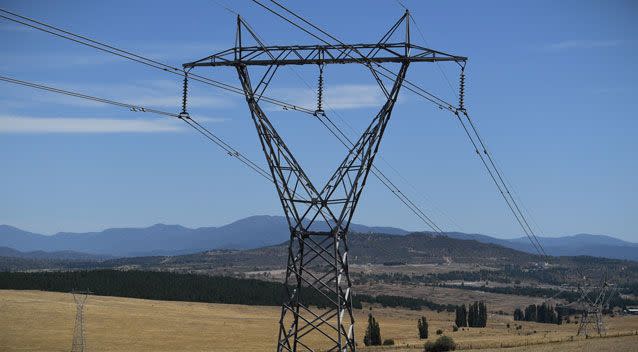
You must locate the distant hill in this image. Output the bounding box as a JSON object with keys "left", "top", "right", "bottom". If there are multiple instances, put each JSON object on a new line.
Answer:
{"left": 0, "top": 216, "right": 407, "bottom": 257}
{"left": 444, "top": 233, "right": 638, "bottom": 261}
{"left": 38, "top": 232, "right": 540, "bottom": 272}
{"left": 0, "top": 217, "right": 635, "bottom": 260}
{"left": 0, "top": 246, "right": 109, "bottom": 261}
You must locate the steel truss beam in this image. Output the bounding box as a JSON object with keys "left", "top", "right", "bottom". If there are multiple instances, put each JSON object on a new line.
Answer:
{"left": 184, "top": 10, "right": 462, "bottom": 351}
{"left": 184, "top": 42, "right": 464, "bottom": 67}
{"left": 183, "top": 11, "right": 466, "bottom": 70}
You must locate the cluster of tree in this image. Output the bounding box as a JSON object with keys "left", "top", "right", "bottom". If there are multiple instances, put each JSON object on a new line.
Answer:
{"left": 454, "top": 302, "right": 487, "bottom": 328}
{"left": 0, "top": 270, "right": 457, "bottom": 311}
{"left": 623, "top": 282, "right": 638, "bottom": 296}
{"left": 352, "top": 269, "right": 514, "bottom": 286}
{"left": 0, "top": 270, "right": 295, "bottom": 306}
{"left": 418, "top": 316, "right": 429, "bottom": 339}
{"left": 433, "top": 270, "right": 511, "bottom": 284}
{"left": 442, "top": 283, "right": 582, "bottom": 303}
{"left": 513, "top": 303, "right": 562, "bottom": 324}
{"left": 367, "top": 294, "right": 456, "bottom": 312}
{"left": 500, "top": 265, "right": 565, "bottom": 286}
{"left": 363, "top": 313, "right": 382, "bottom": 346}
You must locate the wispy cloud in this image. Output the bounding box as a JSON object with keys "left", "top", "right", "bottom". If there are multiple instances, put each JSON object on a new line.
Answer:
{"left": 0, "top": 79, "right": 236, "bottom": 111}
{"left": 544, "top": 39, "right": 623, "bottom": 51}
{"left": 0, "top": 115, "right": 185, "bottom": 134}
{"left": 272, "top": 84, "right": 385, "bottom": 110}
{"left": 0, "top": 43, "right": 220, "bottom": 69}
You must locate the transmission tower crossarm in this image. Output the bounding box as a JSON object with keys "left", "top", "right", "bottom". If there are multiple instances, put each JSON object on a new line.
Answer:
{"left": 183, "top": 42, "right": 465, "bottom": 68}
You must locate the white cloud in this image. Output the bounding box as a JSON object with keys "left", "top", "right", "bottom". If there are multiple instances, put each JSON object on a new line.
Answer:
{"left": 0, "top": 79, "right": 236, "bottom": 111}
{"left": 272, "top": 84, "right": 385, "bottom": 110}
{"left": 0, "top": 43, "right": 220, "bottom": 69}
{"left": 544, "top": 40, "right": 623, "bottom": 51}
{"left": 0, "top": 115, "right": 185, "bottom": 134}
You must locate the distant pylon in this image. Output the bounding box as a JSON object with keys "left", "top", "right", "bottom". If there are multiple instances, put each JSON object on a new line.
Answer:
{"left": 575, "top": 280, "right": 614, "bottom": 336}
{"left": 70, "top": 290, "right": 91, "bottom": 352}
{"left": 577, "top": 310, "right": 605, "bottom": 336}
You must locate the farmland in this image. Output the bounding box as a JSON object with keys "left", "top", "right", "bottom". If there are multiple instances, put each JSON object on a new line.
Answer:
{"left": 1, "top": 290, "right": 636, "bottom": 351}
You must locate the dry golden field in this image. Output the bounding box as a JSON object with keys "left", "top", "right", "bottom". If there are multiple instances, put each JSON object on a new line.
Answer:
{"left": 357, "top": 283, "right": 555, "bottom": 313}
{"left": 0, "top": 289, "right": 636, "bottom": 352}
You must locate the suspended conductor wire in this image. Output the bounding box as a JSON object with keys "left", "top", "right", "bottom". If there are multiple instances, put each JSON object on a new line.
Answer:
{"left": 251, "top": 0, "right": 458, "bottom": 112}
{"left": 0, "top": 75, "right": 273, "bottom": 182}
{"left": 2, "top": 4, "right": 455, "bottom": 234}
{"left": 210, "top": 1, "right": 447, "bottom": 233}
{"left": 0, "top": 8, "right": 314, "bottom": 115}
{"left": 255, "top": 0, "right": 548, "bottom": 258}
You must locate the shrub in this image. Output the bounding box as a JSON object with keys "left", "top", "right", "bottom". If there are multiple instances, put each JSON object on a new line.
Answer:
{"left": 383, "top": 339, "right": 395, "bottom": 346}
{"left": 436, "top": 329, "right": 443, "bottom": 335}
{"left": 424, "top": 335, "right": 456, "bottom": 352}
{"left": 452, "top": 324, "right": 458, "bottom": 332}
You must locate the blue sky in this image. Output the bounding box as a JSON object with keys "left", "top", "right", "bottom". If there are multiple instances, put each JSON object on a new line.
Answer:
{"left": 0, "top": 0, "right": 636, "bottom": 241}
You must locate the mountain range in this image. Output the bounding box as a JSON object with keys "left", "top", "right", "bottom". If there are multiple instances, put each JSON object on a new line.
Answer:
{"left": 0, "top": 216, "right": 636, "bottom": 261}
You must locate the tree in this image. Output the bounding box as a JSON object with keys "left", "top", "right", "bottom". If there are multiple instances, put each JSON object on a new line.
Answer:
{"left": 454, "top": 305, "right": 467, "bottom": 328}
{"left": 418, "top": 316, "right": 429, "bottom": 339}
{"left": 524, "top": 304, "right": 537, "bottom": 322}
{"left": 520, "top": 303, "right": 561, "bottom": 324}
{"left": 462, "top": 304, "right": 467, "bottom": 326}
{"left": 364, "top": 313, "right": 381, "bottom": 346}
{"left": 478, "top": 301, "right": 487, "bottom": 327}
{"left": 467, "top": 302, "right": 475, "bottom": 327}
{"left": 465, "top": 301, "right": 487, "bottom": 328}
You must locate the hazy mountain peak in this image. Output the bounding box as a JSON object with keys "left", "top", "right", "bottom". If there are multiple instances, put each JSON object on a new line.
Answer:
{"left": 0, "top": 216, "right": 635, "bottom": 260}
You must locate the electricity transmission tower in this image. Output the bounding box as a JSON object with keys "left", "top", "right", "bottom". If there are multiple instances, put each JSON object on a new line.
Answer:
{"left": 184, "top": 11, "right": 465, "bottom": 351}
{"left": 575, "top": 281, "right": 615, "bottom": 336}
{"left": 70, "top": 290, "right": 91, "bottom": 352}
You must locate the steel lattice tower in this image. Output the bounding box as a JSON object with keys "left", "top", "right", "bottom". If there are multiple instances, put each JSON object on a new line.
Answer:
{"left": 70, "top": 290, "right": 91, "bottom": 352}
{"left": 184, "top": 11, "right": 465, "bottom": 351}
{"left": 576, "top": 281, "right": 614, "bottom": 336}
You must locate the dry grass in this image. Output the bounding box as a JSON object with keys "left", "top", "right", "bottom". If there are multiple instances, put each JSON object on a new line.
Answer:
{"left": 1, "top": 290, "right": 637, "bottom": 351}
{"left": 357, "top": 283, "right": 552, "bottom": 313}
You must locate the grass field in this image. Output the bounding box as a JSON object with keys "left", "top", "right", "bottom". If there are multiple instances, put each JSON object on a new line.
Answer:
{"left": 0, "top": 290, "right": 636, "bottom": 351}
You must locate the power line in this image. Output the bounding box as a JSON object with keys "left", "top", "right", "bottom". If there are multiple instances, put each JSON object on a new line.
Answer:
{"left": 0, "top": 8, "right": 314, "bottom": 115}
{"left": 253, "top": 0, "right": 547, "bottom": 257}
{"left": 0, "top": 75, "right": 273, "bottom": 181}
{"left": 213, "top": 2, "right": 445, "bottom": 233}
{"left": 460, "top": 109, "right": 547, "bottom": 256}
{"left": 1, "top": 6, "right": 443, "bottom": 232}
{"left": 2, "top": 4, "right": 545, "bottom": 254}
{"left": 453, "top": 110, "right": 545, "bottom": 257}
{"left": 259, "top": 0, "right": 460, "bottom": 111}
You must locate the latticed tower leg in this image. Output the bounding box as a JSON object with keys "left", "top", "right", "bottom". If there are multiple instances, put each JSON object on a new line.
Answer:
{"left": 577, "top": 312, "right": 590, "bottom": 336}
{"left": 236, "top": 61, "right": 408, "bottom": 351}
{"left": 71, "top": 291, "right": 88, "bottom": 352}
